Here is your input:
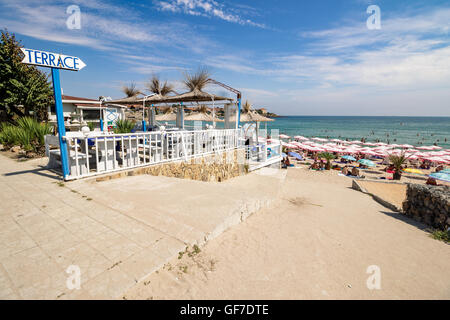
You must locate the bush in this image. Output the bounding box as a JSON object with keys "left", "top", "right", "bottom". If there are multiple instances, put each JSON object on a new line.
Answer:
{"left": 114, "top": 119, "right": 135, "bottom": 134}
{"left": 86, "top": 121, "right": 95, "bottom": 131}
{"left": 0, "top": 117, "right": 53, "bottom": 154}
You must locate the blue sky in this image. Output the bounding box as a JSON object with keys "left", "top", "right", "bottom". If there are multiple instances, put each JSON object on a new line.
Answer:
{"left": 0, "top": 0, "right": 449, "bottom": 116}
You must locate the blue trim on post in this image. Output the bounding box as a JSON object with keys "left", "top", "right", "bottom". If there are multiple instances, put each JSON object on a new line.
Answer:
{"left": 142, "top": 120, "right": 146, "bottom": 132}
{"left": 237, "top": 98, "right": 242, "bottom": 128}
{"left": 100, "top": 118, "right": 104, "bottom": 132}
{"left": 51, "top": 68, "right": 70, "bottom": 180}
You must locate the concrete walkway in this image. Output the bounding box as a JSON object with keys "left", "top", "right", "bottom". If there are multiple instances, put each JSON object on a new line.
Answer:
{"left": 0, "top": 154, "right": 283, "bottom": 299}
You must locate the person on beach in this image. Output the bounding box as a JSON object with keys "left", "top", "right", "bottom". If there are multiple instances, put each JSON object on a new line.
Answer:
{"left": 426, "top": 177, "right": 437, "bottom": 186}
{"left": 351, "top": 167, "right": 360, "bottom": 177}
{"left": 309, "top": 161, "right": 319, "bottom": 170}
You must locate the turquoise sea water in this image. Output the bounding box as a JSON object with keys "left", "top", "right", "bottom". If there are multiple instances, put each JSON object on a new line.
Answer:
{"left": 260, "top": 116, "right": 450, "bottom": 149}
{"left": 171, "top": 116, "right": 450, "bottom": 149}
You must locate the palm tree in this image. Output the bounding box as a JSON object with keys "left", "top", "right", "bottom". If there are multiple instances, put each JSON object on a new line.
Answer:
{"left": 318, "top": 152, "right": 335, "bottom": 170}
{"left": 121, "top": 82, "right": 141, "bottom": 98}
{"left": 183, "top": 67, "right": 210, "bottom": 92}
{"left": 146, "top": 75, "right": 175, "bottom": 96}
{"left": 389, "top": 153, "right": 409, "bottom": 180}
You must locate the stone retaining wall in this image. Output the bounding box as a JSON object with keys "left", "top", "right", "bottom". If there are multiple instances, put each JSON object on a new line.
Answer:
{"left": 402, "top": 184, "right": 450, "bottom": 230}
{"left": 96, "top": 148, "right": 248, "bottom": 183}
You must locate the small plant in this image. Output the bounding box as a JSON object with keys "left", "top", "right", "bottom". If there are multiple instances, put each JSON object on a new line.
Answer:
{"left": 193, "top": 244, "right": 201, "bottom": 255}
{"left": 430, "top": 229, "right": 450, "bottom": 243}
{"left": 114, "top": 119, "right": 135, "bottom": 134}
{"left": 86, "top": 121, "right": 95, "bottom": 131}
{"left": 179, "top": 265, "right": 188, "bottom": 273}
{"left": 389, "top": 153, "right": 409, "bottom": 180}
{"left": 318, "top": 152, "right": 335, "bottom": 170}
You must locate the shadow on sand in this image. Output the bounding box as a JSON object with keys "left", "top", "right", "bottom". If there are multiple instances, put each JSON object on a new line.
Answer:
{"left": 3, "top": 166, "right": 61, "bottom": 181}
{"left": 379, "top": 210, "right": 429, "bottom": 231}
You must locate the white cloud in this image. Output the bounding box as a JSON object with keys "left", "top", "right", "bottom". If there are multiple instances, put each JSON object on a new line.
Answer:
{"left": 155, "top": 0, "right": 266, "bottom": 28}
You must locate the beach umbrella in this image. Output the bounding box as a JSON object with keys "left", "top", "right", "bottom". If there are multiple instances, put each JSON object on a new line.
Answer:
{"left": 440, "top": 168, "right": 450, "bottom": 174}
{"left": 416, "top": 146, "right": 435, "bottom": 150}
{"left": 403, "top": 168, "right": 424, "bottom": 175}
{"left": 401, "top": 144, "right": 414, "bottom": 149}
{"left": 358, "top": 159, "right": 376, "bottom": 167}
{"left": 184, "top": 105, "right": 224, "bottom": 122}
{"left": 342, "top": 155, "right": 356, "bottom": 161}
{"left": 428, "top": 172, "right": 450, "bottom": 183}
{"left": 294, "top": 136, "right": 309, "bottom": 141}
{"left": 288, "top": 151, "right": 303, "bottom": 160}
{"left": 279, "top": 134, "right": 290, "bottom": 139}
{"left": 363, "top": 142, "right": 377, "bottom": 146}
{"left": 312, "top": 137, "right": 328, "bottom": 142}
{"left": 155, "top": 107, "right": 177, "bottom": 121}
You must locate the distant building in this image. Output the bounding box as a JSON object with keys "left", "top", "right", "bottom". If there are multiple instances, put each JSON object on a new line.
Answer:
{"left": 48, "top": 95, "right": 126, "bottom": 131}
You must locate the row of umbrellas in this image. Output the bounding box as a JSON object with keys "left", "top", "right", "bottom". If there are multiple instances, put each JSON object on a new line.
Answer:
{"left": 271, "top": 135, "right": 450, "bottom": 165}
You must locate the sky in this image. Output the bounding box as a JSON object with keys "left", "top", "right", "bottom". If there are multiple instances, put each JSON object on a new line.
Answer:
{"left": 0, "top": 0, "right": 449, "bottom": 116}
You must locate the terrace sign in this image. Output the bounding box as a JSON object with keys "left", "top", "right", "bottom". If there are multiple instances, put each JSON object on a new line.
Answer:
{"left": 21, "top": 48, "right": 87, "bottom": 180}
{"left": 21, "top": 48, "right": 86, "bottom": 71}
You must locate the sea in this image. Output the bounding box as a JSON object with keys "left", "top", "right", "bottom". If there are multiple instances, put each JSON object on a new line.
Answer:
{"left": 260, "top": 116, "right": 450, "bottom": 149}
{"left": 170, "top": 116, "right": 450, "bottom": 149}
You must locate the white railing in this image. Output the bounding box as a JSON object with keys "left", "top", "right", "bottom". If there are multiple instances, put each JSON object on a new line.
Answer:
{"left": 45, "top": 129, "right": 243, "bottom": 180}
{"left": 246, "top": 142, "right": 283, "bottom": 171}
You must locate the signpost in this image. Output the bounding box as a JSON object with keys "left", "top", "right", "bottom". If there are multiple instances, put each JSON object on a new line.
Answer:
{"left": 21, "top": 48, "right": 86, "bottom": 180}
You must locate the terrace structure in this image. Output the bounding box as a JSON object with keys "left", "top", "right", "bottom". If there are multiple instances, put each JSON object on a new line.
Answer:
{"left": 44, "top": 82, "right": 282, "bottom": 180}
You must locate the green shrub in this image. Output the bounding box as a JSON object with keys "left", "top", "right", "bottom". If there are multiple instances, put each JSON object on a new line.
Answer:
{"left": 86, "top": 121, "right": 95, "bottom": 131}
{"left": 114, "top": 119, "right": 135, "bottom": 134}
{"left": 0, "top": 117, "right": 53, "bottom": 154}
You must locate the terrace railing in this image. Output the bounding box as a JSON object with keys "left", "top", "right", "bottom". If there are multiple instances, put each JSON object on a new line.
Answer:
{"left": 45, "top": 129, "right": 243, "bottom": 180}
{"left": 245, "top": 142, "right": 283, "bottom": 171}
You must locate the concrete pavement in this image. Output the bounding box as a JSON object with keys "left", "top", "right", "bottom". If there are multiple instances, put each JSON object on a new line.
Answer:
{"left": 0, "top": 154, "right": 283, "bottom": 299}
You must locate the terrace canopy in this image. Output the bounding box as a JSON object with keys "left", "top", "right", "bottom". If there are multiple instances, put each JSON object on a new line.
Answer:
{"left": 163, "top": 89, "right": 233, "bottom": 103}
{"left": 107, "top": 94, "right": 170, "bottom": 105}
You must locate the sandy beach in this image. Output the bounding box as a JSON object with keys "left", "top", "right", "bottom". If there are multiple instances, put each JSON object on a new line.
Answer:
{"left": 124, "top": 167, "right": 450, "bottom": 300}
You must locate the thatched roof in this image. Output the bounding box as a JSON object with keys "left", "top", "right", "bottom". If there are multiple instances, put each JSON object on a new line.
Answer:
{"left": 248, "top": 112, "right": 274, "bottom": 122}
{"left": 163, "top": 88, "right": 233, "bottom": 103}
{"left": 229, "top": 100, "right": 274, "bottom": 122}
{"left": 155, "top": 112, "right": 177, "bottom": 121}
{"left": 108, "top": 94, "right": 170, "bottom": 105}
{"left": 184, "top": 112, "right": 224, "bottom": 122}
{"left": 155, "top": 106, "right": 177, "bottom": 121}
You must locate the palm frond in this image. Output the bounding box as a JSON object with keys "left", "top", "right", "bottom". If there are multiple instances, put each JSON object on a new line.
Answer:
{"left": 121, "top": 82, "right": 140, "bottom": 97}
{"left": 183, "top": 67, "right": 210, "bottom": 92}
{"left": 146, "top": 75, "right": 175, "bottom": 96}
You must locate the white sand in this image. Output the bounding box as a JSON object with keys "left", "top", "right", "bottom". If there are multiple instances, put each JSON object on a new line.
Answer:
{"left": 124, "top": 167, "right": 450, "bottom": 300}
